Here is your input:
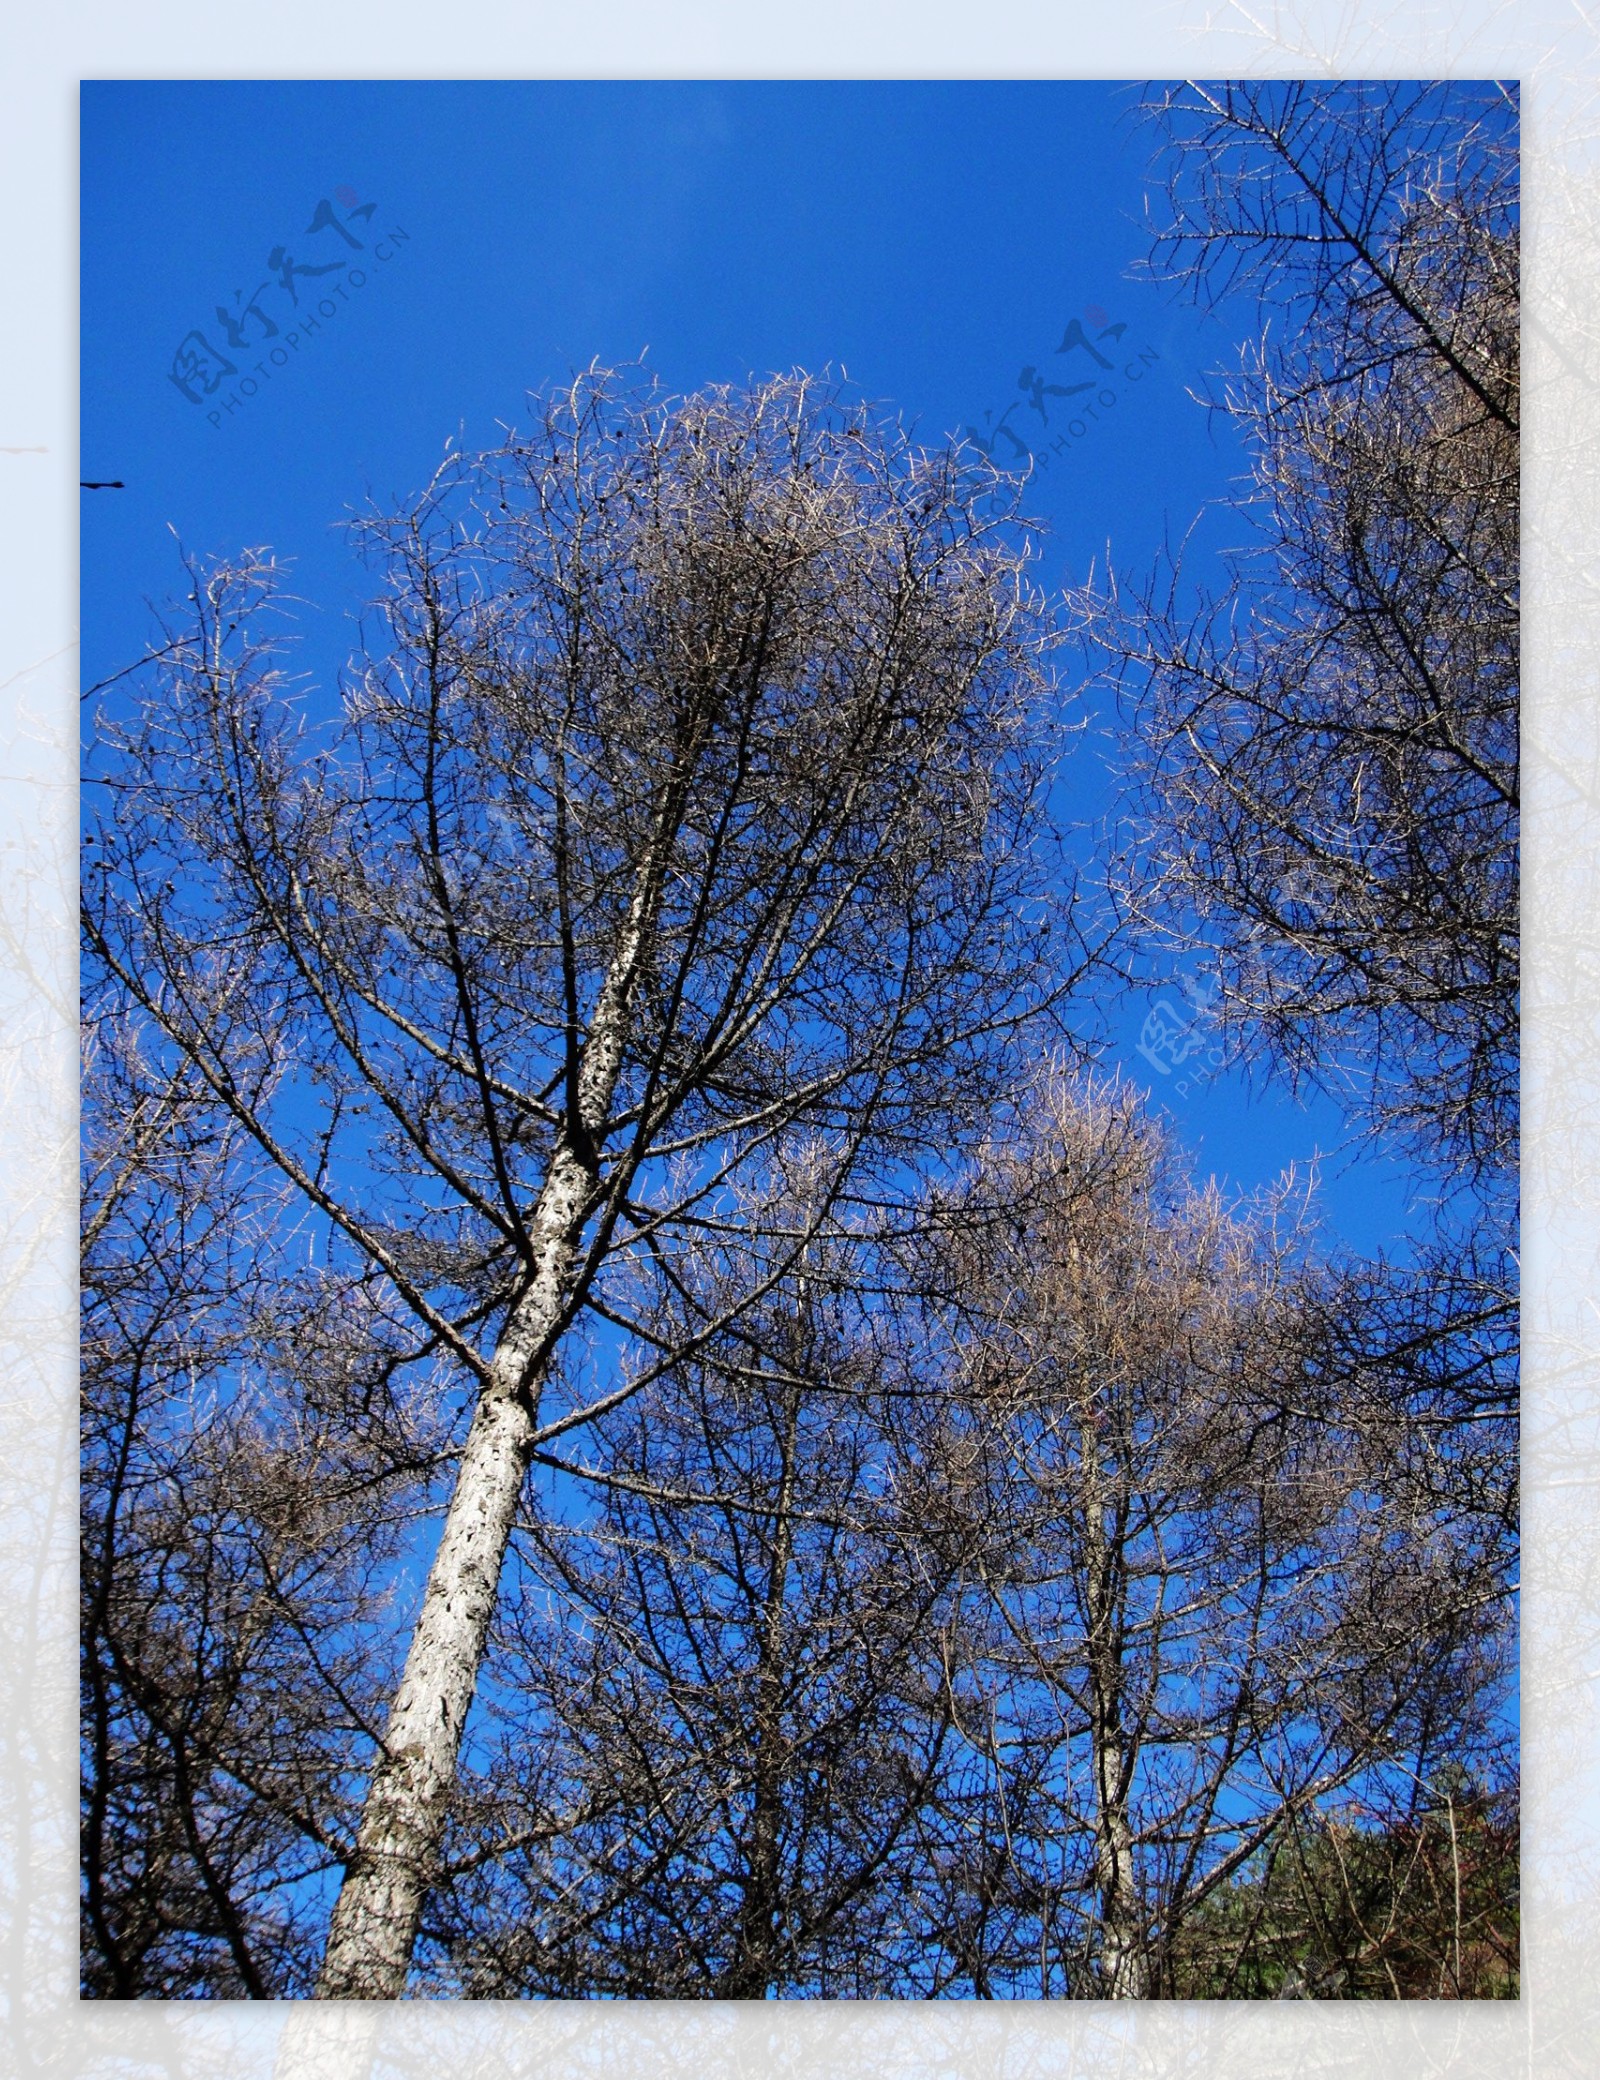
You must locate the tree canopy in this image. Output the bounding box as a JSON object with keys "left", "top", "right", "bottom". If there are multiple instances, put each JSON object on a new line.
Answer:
{"left": 81, "top": 82, "right": 1519, "bottom": 2003}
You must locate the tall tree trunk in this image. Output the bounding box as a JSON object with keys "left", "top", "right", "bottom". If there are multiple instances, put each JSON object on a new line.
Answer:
{"left": 1085, "top": 1471, "right": 1148, "bottom": 1999}
{"left": 316, "top": 830, "right": 668, "bottom": 1998}
{"left": 313, "top": 1144, "right": 591, "bottom": 1998}
{"left": 1094, "top": 1791, "right": 1148, "bottom": 1998}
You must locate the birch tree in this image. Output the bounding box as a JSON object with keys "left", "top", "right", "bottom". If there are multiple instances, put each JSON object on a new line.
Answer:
{"left": 82, "top": 370, "right": 1066, "bottom": 1998}
{"left": 432, "top": 1190, "right": 960, "bottom": 1997}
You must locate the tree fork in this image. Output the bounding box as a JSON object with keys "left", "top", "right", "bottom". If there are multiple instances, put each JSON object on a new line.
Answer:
{"left": 314, "top": 1141, "right": 596, "bottom": 1999}
{"left": 316, "top": 767, "right": 676, "bottom": 1997}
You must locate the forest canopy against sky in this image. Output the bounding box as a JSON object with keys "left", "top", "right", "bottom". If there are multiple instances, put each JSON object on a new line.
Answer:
{"left": 80, "top": 78, "right": 1518, "bottom": 2000}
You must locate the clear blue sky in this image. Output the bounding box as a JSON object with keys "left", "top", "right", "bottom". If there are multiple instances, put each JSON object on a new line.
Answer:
{"left": 80, "top": 78, "right": 1416, "bottom": 1258}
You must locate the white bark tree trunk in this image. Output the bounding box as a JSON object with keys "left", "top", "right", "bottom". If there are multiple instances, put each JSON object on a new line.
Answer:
{"left": 316, "top": 846, "right": 664, "bottom": 1998}
{"left": 1094, "top": 1794, "right": 1149, "bottom": 1998}
{"left": 1084, "top": 1473, "right": 1149, "bottom": 2000}
{"left": 313, "top": 1146, "right": 591, "bottom": 1998}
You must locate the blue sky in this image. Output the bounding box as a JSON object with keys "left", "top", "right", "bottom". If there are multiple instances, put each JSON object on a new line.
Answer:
{"left": 80, "top": 78, "right": 1417, "bottom": 1259}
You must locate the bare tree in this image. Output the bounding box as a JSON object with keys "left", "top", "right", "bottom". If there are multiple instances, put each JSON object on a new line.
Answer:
{"left": 1069, "top": 81, "right": 1519, "bottom": 1575}
{"left": 1082, "top": 81, "right": 1518, "bottom": 1194}
{"left": 82, "top": 370, "right": 1067, "bottom": 1997}
{"left": 904, "top": 1069, "right": 1514, "bottom": 1998}
{"left": 428, "top": 1178, "right": 962, "bottom": 1997}
{"left": 81, "top": 1015, "right": 438, "bottom": 1994}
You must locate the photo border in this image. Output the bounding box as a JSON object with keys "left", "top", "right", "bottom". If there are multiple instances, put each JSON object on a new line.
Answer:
{"left": 4, "top": 6, "right": 1588, "bottom": 2073}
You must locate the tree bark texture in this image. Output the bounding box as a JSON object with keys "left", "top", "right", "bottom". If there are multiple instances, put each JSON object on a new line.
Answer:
{"left": 314, "top": 1151, "right": 587, "bottom": 1998}
{"left": 317, "top": 781, "right": 670, "bottom": 1996}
